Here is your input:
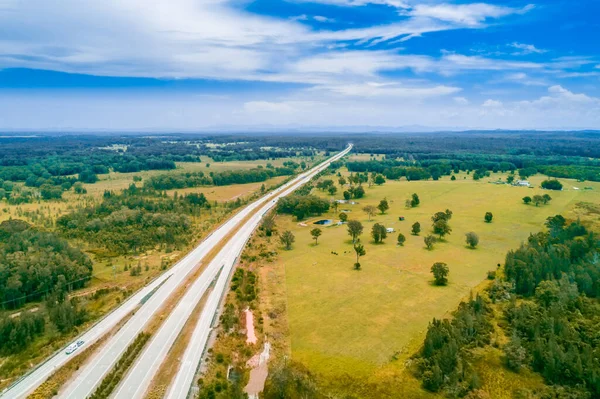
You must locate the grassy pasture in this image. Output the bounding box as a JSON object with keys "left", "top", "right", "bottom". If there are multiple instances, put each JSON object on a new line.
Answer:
{"left": 274, "top": 171, "right": 600, "bottom": 385}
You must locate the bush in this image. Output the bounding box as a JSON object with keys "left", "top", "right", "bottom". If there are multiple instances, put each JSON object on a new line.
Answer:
{"left": 541, "top": 179, "right": 563, "bottom": 191}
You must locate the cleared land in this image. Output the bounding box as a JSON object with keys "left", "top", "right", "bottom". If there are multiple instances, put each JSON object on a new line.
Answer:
{"left": 273, "top": 171, "right": 600, "bottom": 387}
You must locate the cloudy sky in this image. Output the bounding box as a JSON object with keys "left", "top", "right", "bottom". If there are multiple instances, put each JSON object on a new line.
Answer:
{"left": 0, "top": 0, "right": 599, "bottom": 130}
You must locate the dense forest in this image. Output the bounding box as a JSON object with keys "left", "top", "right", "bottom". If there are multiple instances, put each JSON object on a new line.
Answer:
{"left": 414, "top": 216, "right": 600, "bottom": 398}
{"left": 0, "top": 219, "right": 93, "bottom": 310}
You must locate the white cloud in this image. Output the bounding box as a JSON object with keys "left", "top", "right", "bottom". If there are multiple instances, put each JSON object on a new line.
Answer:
{"left": 313, "top": 15, "right": 336, "bottom": 23}
{"left": 482, "top": 99, "right": 503, "bottom": 107}
{"left": 0, "top": 0, "right": 534, "bottom": 83}
{"left": 509, "top": 42, "right": 547, "bottom": 55}
{"left": 406, "top": 3, "right": 532, "bottom": 27}
{"left": 500, "top": 72, "right": 547, "bottom": 86}
{"left": 292, "top": 14, "right": 336, "bottom": 23}
{"left": 292, "top": 0, "right": 410, "bottom": 7}
{"left": 312, "top": 81, "right": 461, "bottom": 98}
{"left": 453, "top": 96, "right": 469, "bottom": 105}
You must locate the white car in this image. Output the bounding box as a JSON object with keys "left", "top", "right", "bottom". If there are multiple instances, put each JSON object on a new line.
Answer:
{"left": 65, "top": 343, "right": 78, "bottom": 355}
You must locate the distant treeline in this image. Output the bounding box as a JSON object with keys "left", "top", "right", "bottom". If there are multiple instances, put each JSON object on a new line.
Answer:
{"left": 145, "top": 166, "right": 296, "bottom": 191}
{"left": 347, "top": 157, "right": 600, "bottom": 182}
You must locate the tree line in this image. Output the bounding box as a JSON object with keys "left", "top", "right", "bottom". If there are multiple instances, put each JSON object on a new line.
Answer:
{"left": 145, "top": 166, "right": 296, "bottom": 191}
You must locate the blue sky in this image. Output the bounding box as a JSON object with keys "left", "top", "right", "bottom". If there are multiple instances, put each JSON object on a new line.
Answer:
{"left": 0, "top": 0, "right": 599, "bottom": 130}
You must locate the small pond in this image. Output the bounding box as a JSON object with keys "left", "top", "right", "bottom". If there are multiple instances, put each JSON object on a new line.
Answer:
{"left": 314, "top": 219, "right": 333, "bottom": 225}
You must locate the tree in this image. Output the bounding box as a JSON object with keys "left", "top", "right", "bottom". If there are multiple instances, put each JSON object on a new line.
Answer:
{"left": 79, "top": 169, "right": 98, "bottom": 184}
{"left": 371, "top": 223, "right": 387, "bottom": 244}
{"left": 522, "top": 196, "right": 532, "bottom": 205}
{"left": 542, "top": 193, "right": 552, "bottom": 204}
{"left": 545, "top": 214, "right": 566, "bottom": 234}
{"left": 377, "top": 198, "right": 389, "bottom": 214}
{"left": 331, "top": 200, "right": 339, "bottom": 213}
{"left": 353, "top": 185, "right": 365, "bottom": 198}
{"left": 280, "top": 230, "right": 295, "bottom": 250}
{"left": 431, "top": 210, "right": 452, "bottom": 224}
{"left": 374, "top": 174, "right": 386, "bottom": 185}
{"left": 433, "top": 219, "right": 452, "bottom": 239}
{"left": 541, "top": 179, "right": 563, "bottom": 191}
{"left": 338, "top": 177, "right": 347, "bottom": 186}
{"left": 353, "top": 240, "right": 366, "bottom": 270}
{"left": 412, "top": 221, "right": 421, "bottom": 236}
{"left": 411, "top": 193, "right": 420, "bottom": 207}
{"left": 532, "top": 195, "right": 544, "bottom": 207}
{"left": 465, "top": 232, "right": 479, "bottom": 248}
{"left": 261, "top": 214, "right": 276, "bottom": 236}
{"left": 339, "top": 212, "right": 348, "bottom": 223}
{"left": 327, "top": 186, "right": 337, "bottom": 196}
{"left": 484, "top": 212, "right": 493, "bottom": 223}
{"left": 431, "top": 262, "right": 449, "bottom": 285}
{"left": 507, "top": 175, "right": 515, "bottom": 184}
{"left": 504, "top": 333, "right": 527, "bottom": 372}
{"left": 424, "top": 235, "right": 436, "bottom": 250}
{"left": 343, "top": 191, "right": 351, "bottom": 200}
{"left": 451, "top": 175, "right": 456, "bottom": 181}
{"left": 397, "top": 233, "right": 406, "bottom": 246}
{"left": 363, "top": 205, "right": 376, "bottom": 221}
{"left": 263, "top": 361, "right": 318, "bottom": 399}
{"left": 347, "top": 220, "right": 363, "bottom": 243}
{"left": 310, "top": 228, "right": 322, "bottom": 245}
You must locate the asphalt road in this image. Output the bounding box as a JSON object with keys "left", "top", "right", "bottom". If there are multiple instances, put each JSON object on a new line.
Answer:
{"left": 0, "top": 145, "right": 350, "bottom": 399}
{"left": 164, "top": 145, "right": 351, "bottom": 399}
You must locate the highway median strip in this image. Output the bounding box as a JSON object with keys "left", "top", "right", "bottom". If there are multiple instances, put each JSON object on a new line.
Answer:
{"left": 144, "top": 285, "right": 213, "bottom": 399}
{"left": 88, "top": 332, "right": 151, "bottom": 399}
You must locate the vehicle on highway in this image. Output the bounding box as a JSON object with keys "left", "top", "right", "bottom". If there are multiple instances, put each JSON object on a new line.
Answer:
{"left": 77, "top": 340, "right": 85, "bottom": 347}
{"left": 65, "top": 343, "right": 78, "bottom": 355}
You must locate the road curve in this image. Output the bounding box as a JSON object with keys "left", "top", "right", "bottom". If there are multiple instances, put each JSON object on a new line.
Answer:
{"left": 0, "top": 145, "right": 350, "bottom": 399}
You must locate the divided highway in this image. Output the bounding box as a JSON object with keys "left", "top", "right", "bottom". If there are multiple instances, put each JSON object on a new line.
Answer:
{"left": 115, "top": 145, "right": 350, "bottom": 399}
{"left": 0, "top": 145, "right": 350, "bottom": 399}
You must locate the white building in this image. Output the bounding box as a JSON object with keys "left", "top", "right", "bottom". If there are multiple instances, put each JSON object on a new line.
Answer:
{"left": 515, "top": 180, "right": 531, "bottom": 187}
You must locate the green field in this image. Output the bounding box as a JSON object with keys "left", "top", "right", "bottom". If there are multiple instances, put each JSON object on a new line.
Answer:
{"left": 274, "top": 172, "right": 600, "bottom": 383}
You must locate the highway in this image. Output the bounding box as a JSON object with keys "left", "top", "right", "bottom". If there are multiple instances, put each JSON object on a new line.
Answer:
{"left": 0, "top": 145, "right": 350, "bottom": 399}
{"left": 113, "top": 144, "right": 351, "bottom": 399}
{"left": 164, "top": 146, "right": 351, "bottom": 398}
